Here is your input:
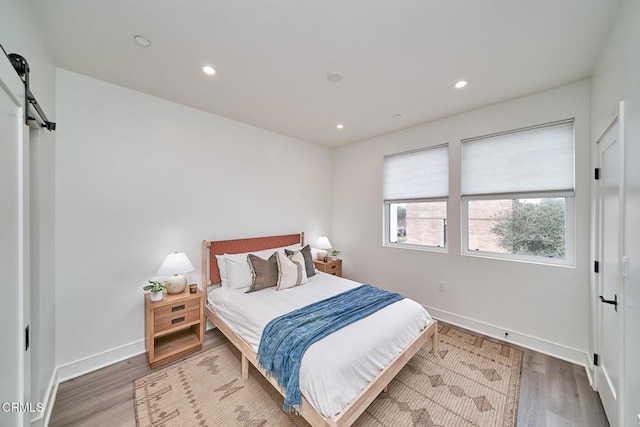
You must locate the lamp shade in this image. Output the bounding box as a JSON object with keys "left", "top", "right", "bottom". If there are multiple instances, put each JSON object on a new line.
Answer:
{"left": 315, "top": 236, "right": 332, "bottom": 250}
{"left": 156, "top": 252, "right": 195, "bottom": 276}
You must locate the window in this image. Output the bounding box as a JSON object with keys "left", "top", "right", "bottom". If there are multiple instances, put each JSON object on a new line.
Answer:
{"left": 461, "top": 120, "right": 575, "bottom": 264}
{"left": 383, "top": 145, "right": 449, "bottom": 250}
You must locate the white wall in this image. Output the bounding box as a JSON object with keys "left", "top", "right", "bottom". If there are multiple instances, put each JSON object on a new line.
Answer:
{"left": 54, "top": 69, "right": 333, "bottom": 378}
{"left": 0, "top": 1, "right": 57, "bottom": 426}
{"left": 332, "top": 81, "right": 591, "bottom": 364}
{"left": 591, "top": 0, "right": 640, "bottom": 424}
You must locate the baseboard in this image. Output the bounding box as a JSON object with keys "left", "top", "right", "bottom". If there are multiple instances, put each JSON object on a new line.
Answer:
{"left": 30, "top": 368, "right": 58, "bottom": 427}
{"left": 57, "top": 339, "right": 146, "bottom": 383}
{"left": 34, "top": 340, "right": 145, "bottom": 424}
{"left": 585, "top": 355, "right": 595, "bottom": 388}
{"left": 425, "top": 305, "right": 587, "bottom": 366}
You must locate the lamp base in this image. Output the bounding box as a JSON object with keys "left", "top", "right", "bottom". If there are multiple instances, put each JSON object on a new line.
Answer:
{"left": 166, "top": 275, "right": 187, "bottom": 294}
{"left": 316, "top": 250, "right": 328, "bottom": 261}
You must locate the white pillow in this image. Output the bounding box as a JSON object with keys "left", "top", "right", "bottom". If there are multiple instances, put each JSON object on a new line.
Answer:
{"left": 214, "top": 254, "right": 229, "bottom": 287}
{"left": 282, "top": 243, "right": 302, "bottom": 252}
{"left": 224, "top": 243, "right": 302, "bottom": 289}
{"left": 226, "top": 250, "right": 271, "bottom": 289}
{"left": 276, "top": 251, "right": 308, "bottom": 290}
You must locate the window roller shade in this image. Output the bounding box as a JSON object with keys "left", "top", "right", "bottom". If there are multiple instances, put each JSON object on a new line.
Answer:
{"left": 383, "top": 145, "right": 448, "bottom": 201}
{"left": 462, "top": 121, "right": 574, "bottom": 196}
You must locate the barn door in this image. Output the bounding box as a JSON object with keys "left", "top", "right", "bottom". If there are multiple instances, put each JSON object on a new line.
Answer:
{"left": 0, "top": 52, "right": 30, "bottom": 426}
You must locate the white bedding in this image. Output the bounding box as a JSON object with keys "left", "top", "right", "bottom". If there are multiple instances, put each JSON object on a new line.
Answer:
{"left": 207, "top": 272, "right": 432, "bottom": 418}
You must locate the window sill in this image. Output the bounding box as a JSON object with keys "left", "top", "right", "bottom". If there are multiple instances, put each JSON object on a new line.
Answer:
{"left": 384, "top": 242, "right": 448, "bottom": 254}
{"left": 462, "top": 250, "right": 574, "bottom": 267}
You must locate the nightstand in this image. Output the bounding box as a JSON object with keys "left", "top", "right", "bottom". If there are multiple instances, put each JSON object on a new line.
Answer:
{"left": 313, "top": 258, "right": 343, "bottom": 277}
{"left": 145, "top": 288, "right": 204, "bottom": 369}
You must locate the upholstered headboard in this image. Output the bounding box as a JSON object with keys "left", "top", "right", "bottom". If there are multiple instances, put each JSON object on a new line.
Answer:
{"left": 202, "top": 232, "right": 304, "bottom": 286}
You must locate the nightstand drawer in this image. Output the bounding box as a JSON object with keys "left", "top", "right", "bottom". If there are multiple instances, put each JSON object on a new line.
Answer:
{"left": 154, "top": 298, "right": 200, "bottom": 319}
{"left": 154, "top": 307, "right": 200, "bottom": 332}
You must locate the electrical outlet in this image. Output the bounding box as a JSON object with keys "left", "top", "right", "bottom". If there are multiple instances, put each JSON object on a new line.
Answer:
{"left": 438, "top": 281, "right": 445, "bottom": 291}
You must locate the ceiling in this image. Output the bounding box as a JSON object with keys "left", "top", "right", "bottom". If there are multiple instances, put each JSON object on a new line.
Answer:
{"left": 32, "top": 0, "right": 620, "bottom": 147}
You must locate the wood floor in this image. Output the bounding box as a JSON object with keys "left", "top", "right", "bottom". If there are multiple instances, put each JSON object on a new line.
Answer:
{"left": 50, "top": 328, "right": 609, "bottom": 427}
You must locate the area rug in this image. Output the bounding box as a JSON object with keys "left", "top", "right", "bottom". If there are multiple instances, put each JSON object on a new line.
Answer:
{"left": 134, "top": 324, "right": 523, "bottom": 426}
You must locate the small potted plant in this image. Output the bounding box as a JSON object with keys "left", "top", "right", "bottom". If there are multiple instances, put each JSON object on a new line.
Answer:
{"left": 143, "top": 280, "right": 168, "bottom": 302}
{"left": 329, "top": 248, "right": 341, "bottom": 261}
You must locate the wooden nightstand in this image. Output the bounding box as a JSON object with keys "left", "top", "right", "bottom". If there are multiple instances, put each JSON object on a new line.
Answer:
{"left": 145, "top": 288, "right": 204, "bottom": 369}
{"left": 313, "top": 258, "right": 342, "bottom": 277}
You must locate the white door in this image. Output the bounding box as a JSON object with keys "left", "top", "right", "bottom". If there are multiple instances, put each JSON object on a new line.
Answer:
{"left": 0, "top": 54, "right": 29, "bottom": 426}
{"left": 595, "top": 105, "right": 624, "bottom": 427}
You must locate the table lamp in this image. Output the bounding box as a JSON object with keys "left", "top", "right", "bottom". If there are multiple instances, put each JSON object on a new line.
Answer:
{"left": 315, "top": 236, "right": 332, "bottom": 261}
{"left": 156, "top": 252, "right": 195, "bottom": 294}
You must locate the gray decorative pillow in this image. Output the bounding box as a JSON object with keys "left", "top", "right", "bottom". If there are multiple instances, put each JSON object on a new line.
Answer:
{"left": 246, "top": 252, "right": 278, "bottom": 293}
{"left": 285, "top": 244, "right": 316, "bottom": 278}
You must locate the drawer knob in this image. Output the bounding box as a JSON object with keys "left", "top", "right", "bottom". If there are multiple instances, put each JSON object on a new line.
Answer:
{"left": 171, "top": 304, "right": 185, "bottom": 312}
{"left": 171, "top": 316, "right": 185, "bottom": 325}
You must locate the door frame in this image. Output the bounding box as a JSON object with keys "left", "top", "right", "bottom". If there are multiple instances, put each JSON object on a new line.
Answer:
{"left": 593, "top": 100, "right": 626, "bottom": 427}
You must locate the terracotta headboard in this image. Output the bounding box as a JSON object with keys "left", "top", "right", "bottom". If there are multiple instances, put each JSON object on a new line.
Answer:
{"left": 202, "top": 232, "right": 304, "bottom": 286}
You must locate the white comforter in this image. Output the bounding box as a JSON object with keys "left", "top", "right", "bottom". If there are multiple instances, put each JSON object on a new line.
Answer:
{"left": 207, "top": 272, "right": 432, "bottom": 417}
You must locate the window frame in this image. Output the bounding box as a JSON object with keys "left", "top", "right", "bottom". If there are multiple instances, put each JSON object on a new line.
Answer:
{"left": 460, "top": 119, "right": 576, "bottom": 267}
{"left": 383, "top": 198, "right": 449, "bottom": 252}
{"left": 461, "top": 191, "right": 575, "bottom": 266}
{"left": 382, "top": 143, "right": 449, "bottom": 252}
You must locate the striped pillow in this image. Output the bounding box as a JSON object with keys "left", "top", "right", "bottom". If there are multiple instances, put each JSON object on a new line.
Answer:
{"left": 276, "top": 251, "right": 308, "bottom": 290}
{"left": 285, "top": 245, "right": 316, "bottom": 278}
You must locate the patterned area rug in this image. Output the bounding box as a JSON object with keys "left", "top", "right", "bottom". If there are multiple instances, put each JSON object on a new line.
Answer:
{"left": 134, "top": 324, "right": 523, "bottom": 426}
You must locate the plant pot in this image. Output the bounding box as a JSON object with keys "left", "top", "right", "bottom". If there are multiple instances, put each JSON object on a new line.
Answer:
{"left": 330, "top": 255, "right": 338, "bottom": 261}
{"left": 150, "top": 290, "right": 164, "bottom": 302}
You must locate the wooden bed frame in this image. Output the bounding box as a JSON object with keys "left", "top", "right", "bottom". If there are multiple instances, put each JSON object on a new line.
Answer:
{"left": 202, "top": 232, "right": 438, "bottom": 427}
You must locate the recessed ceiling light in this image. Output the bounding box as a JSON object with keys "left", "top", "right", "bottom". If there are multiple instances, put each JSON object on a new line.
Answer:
{"left": 392, "top": 114, "right": 403, "bottom": 119}
{"left": 202, "top": 65, "right": 217, "bottom": 76}
{"left": 327, "top": 71, "right": 343, "bottom": 82}
{"left": 134, "top": 35, "right": 151, "bottom": 47}
{"left": 336, "top": 124, "right": 344, "bottom": 129}
{"left": 453, "top": 80, "right": 469, "bottom": 89}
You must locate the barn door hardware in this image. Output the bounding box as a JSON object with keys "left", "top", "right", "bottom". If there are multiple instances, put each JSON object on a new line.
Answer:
{"left": 1, "top": 43, "right": 56, "bottom": 131}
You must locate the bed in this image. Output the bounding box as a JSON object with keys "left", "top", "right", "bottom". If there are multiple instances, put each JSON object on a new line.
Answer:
{"left": 201, "top": 232, "right": 438, "bottom": 427}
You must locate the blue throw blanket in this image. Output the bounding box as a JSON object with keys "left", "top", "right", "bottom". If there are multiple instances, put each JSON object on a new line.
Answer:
{"left": 257, "top": 284, "right": 405, "bottom": 412}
